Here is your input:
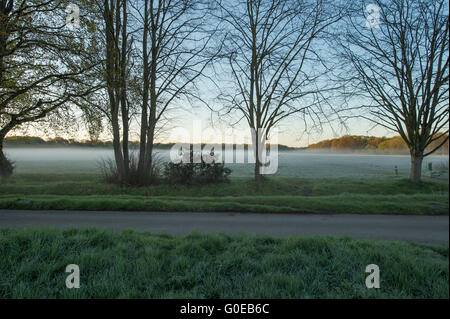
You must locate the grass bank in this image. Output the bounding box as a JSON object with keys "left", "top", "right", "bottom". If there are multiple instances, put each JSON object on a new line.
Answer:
{"left": 1, "top": 174, "right": 448, "bottom": 197}
{"left": 0, "top": 228, "right": 448, "bottom": 298}
{"left": 0, "top": 193, "right": 448, "bottom": 215}
{"left": 0, "top": 174, "right": 448, "bottom": 214}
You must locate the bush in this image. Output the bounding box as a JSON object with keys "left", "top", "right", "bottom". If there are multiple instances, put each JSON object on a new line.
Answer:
{"left": 99, "top": 152, "right": 163, "bottom": 186}
{"left": 163, "top": 162, "right": 196, "bottom": 185}
{"left": 196, "top": 161, "right": 232, "bottom": 184}
{"left": 163, "top": 148, "right": 231, "bottom": 185}
{"left": 99, "top": 148, "right": 231, "bottom": 187}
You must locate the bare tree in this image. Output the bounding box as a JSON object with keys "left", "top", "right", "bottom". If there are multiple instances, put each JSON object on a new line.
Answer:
{"left": 0, "top": 0, "right": 100, "bottom": 176}
{"left": 337, "top": 0, "right": 449, "bottom": 182}
{"left": 101, "top": 0, "right": 132, "bottom": 182}
{"left": 131, "top": 0, "right": 218, "bottom": 184}
{"left": 214, "top": 0, "right": 344, "bottom": 181}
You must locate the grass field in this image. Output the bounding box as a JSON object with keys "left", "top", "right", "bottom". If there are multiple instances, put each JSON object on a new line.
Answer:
{"left": 0, "top": 228, "right": 448, "bottom": 298}
{"left": 5, "top": 147, "right": 450, "bottom": 180}
{"left": 0, "top": 174, "right": 448, "bottom": 214}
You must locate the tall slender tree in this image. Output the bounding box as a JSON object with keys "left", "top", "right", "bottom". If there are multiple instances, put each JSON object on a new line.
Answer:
{"left": 102, "top": 0, "right": 132, "bottom": 183}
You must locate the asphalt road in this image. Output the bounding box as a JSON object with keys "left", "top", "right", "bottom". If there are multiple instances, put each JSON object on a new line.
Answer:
{"left": 0, "top": 210, "right": 448, "bottom": 243}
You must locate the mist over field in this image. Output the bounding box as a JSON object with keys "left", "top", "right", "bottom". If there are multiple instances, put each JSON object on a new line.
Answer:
{"left": 4, "top": 147, "right": 448, "bottom": 179}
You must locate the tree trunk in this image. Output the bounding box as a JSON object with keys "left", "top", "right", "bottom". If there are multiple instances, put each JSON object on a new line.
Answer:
{"left": 138, "top": 0, "right": 150, "bottom": 180}
{"left": 121, "top": 103, "right": 129, "bottom": 176}
{"left": 120, "top": 0, "right": 129, "bottom": 176}
{"left": 252, "top": 128, "right": 263, "bottom": 181}
{"left": 0, "top": 137, "right": 13, "bottom": 177}
{"left": 254, "top": 160, "right": 262, "bottom": 181}
{"left": 410, "top": 154, "right": 423, "bottom": 183}
{"left": 143, "top": 25, "right": 158, "bottom": 184}
{"left": 137, "top": 101, "right": 148, "bottom": 180}
{"left": 120, "top": 92, "right": 129, "bottom": 177}
{"left": 111, "top": 116, "right": 125, "bottom": 182}
{"left": 143, "top": 122, "right": 155, "bottom": 183}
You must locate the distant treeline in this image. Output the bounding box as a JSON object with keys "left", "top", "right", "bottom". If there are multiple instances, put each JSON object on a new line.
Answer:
{"left": 5, "top": 136, "right": 149, "bottom": 148}
{"left": 4, "top": 136, "right": 300, "bottom": 151}
{"left": 308, "top": 134, "right": 449, "bottom": 154}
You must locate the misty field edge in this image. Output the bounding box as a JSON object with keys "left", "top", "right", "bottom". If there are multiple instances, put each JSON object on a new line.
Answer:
{"left": 0, "top": 193, "right": 447, "bottom": 215}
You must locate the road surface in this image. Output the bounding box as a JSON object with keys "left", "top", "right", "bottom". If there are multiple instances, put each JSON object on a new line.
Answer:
{"left": 0, "top": 210, "right": 448, "bottom": 243}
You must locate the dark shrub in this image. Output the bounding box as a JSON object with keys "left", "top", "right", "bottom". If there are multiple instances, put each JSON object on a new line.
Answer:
{"left": 99, "top": 152, "right": 163, "bottom": 186}
{"left": 163, "top": 162, "right": 196, "bottom": 185}
{"left": 196, "top": 161, "right": 232, "bottom": 184}
{"left": 163, "top": 148, "right": 231, "bottom": 185}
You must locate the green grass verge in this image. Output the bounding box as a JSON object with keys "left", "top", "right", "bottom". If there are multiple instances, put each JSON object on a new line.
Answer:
{"left": 0, "top": 228, "right": 447, "bottom": 298}
{"left": 0, "top": 193, "right": 448, "bottom": 214}
{"left": 1, "top": 174, "right": 448, "bottom": 214}
{"left": 1, "top": 174, "right": 448, "bottom": 197}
